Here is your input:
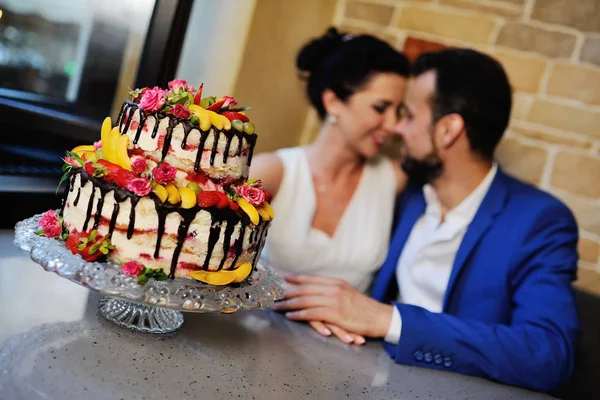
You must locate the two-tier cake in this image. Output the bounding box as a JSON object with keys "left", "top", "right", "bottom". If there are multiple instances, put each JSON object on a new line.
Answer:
{"left": 37, "top": 80, "right": 273, "bottom": 286}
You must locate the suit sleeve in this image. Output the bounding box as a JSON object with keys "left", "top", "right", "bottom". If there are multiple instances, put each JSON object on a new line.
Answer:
{"left": 382, "top": 202, "right": 580, "bottom": 393}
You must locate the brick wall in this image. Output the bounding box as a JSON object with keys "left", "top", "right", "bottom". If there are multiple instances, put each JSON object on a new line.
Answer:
{"left": 306, "top": 0, "right": 600, "bottom": 288}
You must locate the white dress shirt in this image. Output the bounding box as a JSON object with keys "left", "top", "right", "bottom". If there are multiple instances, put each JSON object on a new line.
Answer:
{"left": 385, "top": 164, "right": 498, "bottom": 344}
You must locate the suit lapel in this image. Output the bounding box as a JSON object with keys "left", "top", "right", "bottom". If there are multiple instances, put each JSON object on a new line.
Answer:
{"left": 442, "top": 170, "right": 509, "bottom": 310}
{"left": 372, "top": 187, "right": 426, "bottom": 302}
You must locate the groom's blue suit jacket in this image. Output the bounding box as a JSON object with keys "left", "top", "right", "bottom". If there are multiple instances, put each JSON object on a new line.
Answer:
{"left": 371, "top": 168, "right": 580, "bottom": 392}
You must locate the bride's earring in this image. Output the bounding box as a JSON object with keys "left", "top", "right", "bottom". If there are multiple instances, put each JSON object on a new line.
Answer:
{"left": 326, "top": 114, "right": 338, "bottom": 124}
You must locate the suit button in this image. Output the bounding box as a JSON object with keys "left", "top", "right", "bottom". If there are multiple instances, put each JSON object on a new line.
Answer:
{"left": 424, "top": 352, "right": 433, "bottom": 363}
{"left": 444, "top": 357, "right": 453, "bottom": 368}
{"left": 414, "top": 351, "right": 424, "bottom": 362}
{"left": 434, "top": 355, "right": 443, "bottom": 365}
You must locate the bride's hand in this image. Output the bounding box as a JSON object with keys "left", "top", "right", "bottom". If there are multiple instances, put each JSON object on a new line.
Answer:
{"left": 309, "top": 321, "right": 366, "bottom": 345}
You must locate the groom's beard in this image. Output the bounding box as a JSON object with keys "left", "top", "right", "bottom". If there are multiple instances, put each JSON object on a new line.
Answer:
{"left": 401, "top": 154, "right": 444, "bottom": 186}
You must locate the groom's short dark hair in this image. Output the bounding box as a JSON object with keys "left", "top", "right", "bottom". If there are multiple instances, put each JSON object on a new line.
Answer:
{"left": 413, "top": 48, "right": 512, "bottom": 160}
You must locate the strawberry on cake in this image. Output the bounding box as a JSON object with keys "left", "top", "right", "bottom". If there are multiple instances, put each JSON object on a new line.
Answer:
{"left": 37, "top": 80, "right": 274, "bottom": 286}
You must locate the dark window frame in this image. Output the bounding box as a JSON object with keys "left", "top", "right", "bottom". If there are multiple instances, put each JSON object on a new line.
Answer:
{"left": 0, "top": 0, "right": 194, "bottom": 143}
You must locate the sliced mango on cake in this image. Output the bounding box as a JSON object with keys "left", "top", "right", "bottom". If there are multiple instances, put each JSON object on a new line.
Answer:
{"left": 262, "top": 201, "right": 275, "bottom": 219}
{"left": 218, "top": 114, "right": 231, "bottom": 131}
{"left": 237, "top": 197, "right": 259, "bottom": 225}
{"left": 71, "top": 145, "right": 96, "bottom": 157}
{"left": 166, "top": 183, "right": 181, "bottom": 204}
{"left": 208, "top": 110, "right": 224, "bottom": 130}
{"left": 189, "top": 269, "right": 236, "bottom": 285}
{"left": 81, "top": 151, "right": 97, "bottom": 162}
{"left": 115, "top": 134, "right": 132, "bottom": 171}
{"left": 178, "top": 187, "right": 197, "bottom": 209}
{"left": 103, "top": 127, "right": 121, "bottom": 164}
{"left": 232, "top": 262, "right": 252, "bottom": 283}
{"left": 100, "top": 116, "right": 111, "bottom": 149}
{"left": 257, "top": 208, "right": 270, "bottom": 221}
{"left": 189, "top": 104, "right": 211, "bottom": 131}
{"left": 153, "top": 184, "right": 168, "bottom": 203}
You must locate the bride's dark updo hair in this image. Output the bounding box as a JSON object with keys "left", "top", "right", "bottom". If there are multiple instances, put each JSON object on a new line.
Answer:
{"left": 297, "top": 27, "right": 410, "bottom": 119}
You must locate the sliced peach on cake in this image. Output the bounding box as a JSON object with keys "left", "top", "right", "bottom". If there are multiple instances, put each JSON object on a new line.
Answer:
{"left": 115, "top": 134, "right": 132, "bottom": 171}
{"left": 178, "top": 187, "right": 196, "bottom": 209}
{"left": 189, "top": 105, "right": 211, "bottom": 131}
{"left": 166, "top": 183, "right": 180, "bottom": 204}
{"left": 232, "top": 262, "right": 252, "bottom": 283}
{"left": 189, "top": 269, "right": 237, "bottom": 285}
{"left": 153, "top": 184, "right": 168, "bottom": 202}
{"left": 237, "top": 197, "right": 259, "bottom": 225}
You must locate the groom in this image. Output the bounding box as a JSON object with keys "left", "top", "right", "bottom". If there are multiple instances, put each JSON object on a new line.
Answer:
{"left": 274, "top": 48, "right": 580, "bottom": 393}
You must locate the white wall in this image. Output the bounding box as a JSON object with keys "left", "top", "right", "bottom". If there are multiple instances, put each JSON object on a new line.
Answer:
{"left": 176, "top": 0, "right": 257, "bottom": 98}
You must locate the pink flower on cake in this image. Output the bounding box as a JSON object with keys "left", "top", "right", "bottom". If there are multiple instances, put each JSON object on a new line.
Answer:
{"left": 38, "top": 210, "right": 62, "bottom": 238}
{"left": 139, "top": 86, "right": 168, "bottom": 113}
{"left": 152, "top": 162, "right": 177, "bottom": 184}
{"left": 222, "top": 95, "right": 238, "bottom": 109}
{"left": 122, "top": 261, "right": 144, "bottom": 277}
{"left": 127, "top": 178, "right": 152, "bottom": 196}
{"left": 168, "top": 79, "right": 194, "bottom": 94}
{"left": 236, "top": 185, "right": 266, "bottom": 207}
{"left": 168, "top": 104, "right": 191, "bottom": 119}
{"left": 63, "top": 156, "right": 82, "bottom": 168}
{"left": 131, "top": 157, "right": 148, "bottom": 174}
{"left": 93, "top": 140, "right": 102, "bottom": 150}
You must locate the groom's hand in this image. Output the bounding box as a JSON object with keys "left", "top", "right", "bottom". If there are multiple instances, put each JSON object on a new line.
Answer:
{"left": 273, "top": 274, "right": 393, "bottom": 338}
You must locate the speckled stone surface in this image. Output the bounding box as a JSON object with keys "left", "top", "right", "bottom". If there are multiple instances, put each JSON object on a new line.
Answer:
{"left": 0, "top": 231, "right": 554, "bottom": 400}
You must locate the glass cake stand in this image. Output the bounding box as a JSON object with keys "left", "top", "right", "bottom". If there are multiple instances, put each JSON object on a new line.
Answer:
{"left": 14, "top": 213, "right": 285, "bottom": 334}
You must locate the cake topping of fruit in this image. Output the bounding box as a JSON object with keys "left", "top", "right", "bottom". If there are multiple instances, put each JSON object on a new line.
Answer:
{"left": 65, "top": 230, "right": 115, "bottom": 262}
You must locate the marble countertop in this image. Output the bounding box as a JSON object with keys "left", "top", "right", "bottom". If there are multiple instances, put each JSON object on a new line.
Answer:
{"left": 0, "top": 230, "right": 554, "bottom": 400}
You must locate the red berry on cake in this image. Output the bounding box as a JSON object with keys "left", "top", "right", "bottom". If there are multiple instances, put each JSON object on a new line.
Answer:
{"left": 65, "top": 230, "right": 115, "bottom": 262}
{"left": 196, "top": 191, "right": 220, "bottom": 208}
{"left": 215, "top": 192, "right": 230, "bottom": 209}
{"left": 207, "top": 99, "right": 225, "bottom": 112}
{"left": 221, "top": 111, "right": 249, "bottom": 123}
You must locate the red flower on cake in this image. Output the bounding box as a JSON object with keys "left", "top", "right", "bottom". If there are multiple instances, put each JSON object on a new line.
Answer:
{"left": 236, "top": 185, "right": 266, "bottom": 207}
{"left": 63, "top": 156, "right": 82, "bottom": 168}
{"left": 222, "top": 95, "right": 238, "bottom": 109}
{"left": 38, "top": 210, "right": 62, "bottom": 238}
{"left": 139, "top": 86, "right": 168, "bottom": 113}
{"left": 152, "top": 162, "right": 177, "bottom": 184}
{"left": 122, "top": 261, "right": 144, "bottom": 277}
{"left": 131, "top": 157, "right": 148, "bottom": 174}
{"left": 168, "top": 104, "right": 191, "bottom": 119}
{"left": 93, "top": 140, "right": 102, "bottom": 150}
{"left": 127, "top": 178, "right": 152, "bottom": 196}
{"left": 168, "top": 79, "right": 194, "bottom": 94}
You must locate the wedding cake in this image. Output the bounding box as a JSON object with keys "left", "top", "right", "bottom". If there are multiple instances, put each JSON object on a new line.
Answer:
{"left": 37, "top": 80, "right": 273, "bottom": 286}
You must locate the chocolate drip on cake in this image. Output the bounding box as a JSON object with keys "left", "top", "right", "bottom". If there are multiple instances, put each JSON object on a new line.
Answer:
{"left": 195, "top": 130, "right": 210, "bottom": 172}
{"left": 161, "top": 118, "right": 179, "bottom": 161}
{"left": 252, "top": 223, "right": 269, "bottom": 269}
{"left": 181, "top": 122, "right": 195, "bottom": 150}
{"left": 133, "top": 111, "right": 148, "bottom": 145}
{"left": 108, "top": 201, "right": 120, "bottom": 237}
{"left": 73, "top": 187, "right": 81, "bottom": 207}
{"left": 223, "top": 133, "right": 234, "bottom": 164}
{"left": 122, "top": 105, "right": 137, "bottom": 135}
{"left": 116, "top": 102, "right": 127, "bottom": 127}
{"left": 81, "top": 181, "right": 96, "bottom": 232}
{"left": 246, "top": 134, "right": 257, "bottom": 166}
{"left": 218, "top": 220, "right": 237, "bottom": 271}
{"left": 203, "top": 221, "right": 222, "bottom": 270}
{"left": 230, "top": 224, "right": 246, "bottom": 270}
{"left": 92, "top": 190, "right": 106, "bottom": 230}
{"left": 151, "top": 115, "right": 161, "bottom": 139}
{"left": 209, "top": 130, "right": 220, "bottom": 166}
{"left": 169, "top": 208, "right": 197, "bottom": 279}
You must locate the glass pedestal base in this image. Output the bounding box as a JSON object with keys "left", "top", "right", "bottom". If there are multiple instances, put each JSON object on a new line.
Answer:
{"left": 98, "top": 297, "right": 184, "bottom": 334}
